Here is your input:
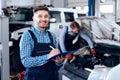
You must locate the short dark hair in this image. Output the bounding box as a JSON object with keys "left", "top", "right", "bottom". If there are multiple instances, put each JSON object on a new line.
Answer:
{"left": 33, "top": 5, "right": 49, "bottom": 13}
{"left": 70, "top": 21, "right": 80, "bottom": 29}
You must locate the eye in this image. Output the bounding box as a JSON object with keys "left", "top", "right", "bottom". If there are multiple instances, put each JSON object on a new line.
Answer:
{"left": 38, "top": 15, "right": 42, "bottom": 18}
{"left": 44, "top": 15, "right": 49, "bottom": 18}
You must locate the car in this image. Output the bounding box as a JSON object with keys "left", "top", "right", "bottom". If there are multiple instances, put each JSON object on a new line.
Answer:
{"left": 9, "top": 21, "right": 32, "bottom": 41}
{"left": 3, "top": 6, "right": 86, "bottom": 41}
{"left": 59, "top": 16, "right": 120, "bottom": 80}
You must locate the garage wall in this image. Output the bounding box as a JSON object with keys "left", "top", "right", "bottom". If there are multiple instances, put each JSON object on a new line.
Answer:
{"left": 68, "top": 0, "right": 88, "bottom": 7}
{"left": 5, "top": 0, "right": 116, "bottom": 22}
{"left": 7, "top": 0, "right": 34, "bottom": 6}
{"left": 51, "top": 0, "right": 68, "bottom": 8}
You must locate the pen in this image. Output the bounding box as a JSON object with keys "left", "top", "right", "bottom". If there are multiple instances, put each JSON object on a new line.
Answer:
{"left": 49, "top": 45, "right": 55, "bottom": 49}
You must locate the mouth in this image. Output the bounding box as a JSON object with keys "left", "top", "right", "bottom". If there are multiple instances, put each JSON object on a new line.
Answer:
{"left": 41, "top": 27, "right": 46, "bottom": 29}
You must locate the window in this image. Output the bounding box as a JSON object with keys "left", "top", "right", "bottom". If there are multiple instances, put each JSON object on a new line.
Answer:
{"left": 83, "top": 5, "right": 113, "bottom": 14}
{"left": 64, "top": 12, "right": 74, "bottom": 22}
{"left": 10, "top": 8, "right": 33, "bottom": 21}
{"left": 100, "top": 5, "right": 113, "bottom": 13}
{"left": 50, "top": 11, "right": 61, "bottom": 22}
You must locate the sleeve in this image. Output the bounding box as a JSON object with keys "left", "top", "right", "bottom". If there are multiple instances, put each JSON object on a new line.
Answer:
{"left": 59, "top": 26, "right": 68, "bottom": 52}
{"left": 79, "top": 30, "right": 94, "bottom": 49}
{"left": 19, "top": 31, "right": 48, "bottom": 68}
{"left": 50, "top": 32, "right": 58, "bottom": 48}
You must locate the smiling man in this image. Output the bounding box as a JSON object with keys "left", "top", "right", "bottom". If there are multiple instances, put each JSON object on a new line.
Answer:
{"left": 19, "top": 6, "right": 64, "bottom": 80}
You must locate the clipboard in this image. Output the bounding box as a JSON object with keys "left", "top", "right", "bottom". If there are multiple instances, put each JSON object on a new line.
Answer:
{"left": 48, "top": 50, "right": 77, "bottom": 60}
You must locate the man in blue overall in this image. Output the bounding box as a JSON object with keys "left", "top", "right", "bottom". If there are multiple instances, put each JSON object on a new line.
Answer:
{"left": 59, "top": 21, "right": 96, "bottom": 60}
{"left": 19, "top": 6, "right": 64, "bottom": 80}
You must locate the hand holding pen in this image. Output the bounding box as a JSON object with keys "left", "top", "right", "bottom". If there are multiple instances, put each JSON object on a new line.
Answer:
{"left": 48, "top": 45, "right": 60, "bottom": 59}
{"left": 49, "top": 45, "right": 55, "bottom": 49}
{"left": 48, "top": 45, "right": 64, "bottom": 63}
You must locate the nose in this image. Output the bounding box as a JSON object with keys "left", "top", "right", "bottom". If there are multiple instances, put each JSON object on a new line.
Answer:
{"left": 41, "top": 16, "right": 46, "bottom": 21}
{"left": 41, "top": 15, "right": 49, "bottom": 20}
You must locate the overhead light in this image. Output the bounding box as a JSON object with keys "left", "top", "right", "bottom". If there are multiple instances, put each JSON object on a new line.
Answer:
{"left": 100, "top": 0, "right": 105, "bottom": 3}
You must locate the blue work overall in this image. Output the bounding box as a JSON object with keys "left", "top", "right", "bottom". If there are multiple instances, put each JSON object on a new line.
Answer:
{"left": 24, "top": 30, "right": 58, "bottom": 80}
{"left": 65, "top": 32, "right": 81, "bottom": 51}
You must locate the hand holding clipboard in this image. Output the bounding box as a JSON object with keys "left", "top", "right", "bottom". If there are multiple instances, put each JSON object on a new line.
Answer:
{"left": 48, "top": 45, "right": 64, "bottom": 63}
{"left": 48, "top": 45, "right": 77, "bottom": 60}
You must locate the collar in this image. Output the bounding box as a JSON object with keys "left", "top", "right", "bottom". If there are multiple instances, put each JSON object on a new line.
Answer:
{"left": 32, "top": 24, "right": 48, "bottom": 34}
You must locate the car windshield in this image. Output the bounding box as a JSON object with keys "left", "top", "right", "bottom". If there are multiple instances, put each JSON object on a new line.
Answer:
{"left": 10, "top": 8, "right": 33, "bottom": 21}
